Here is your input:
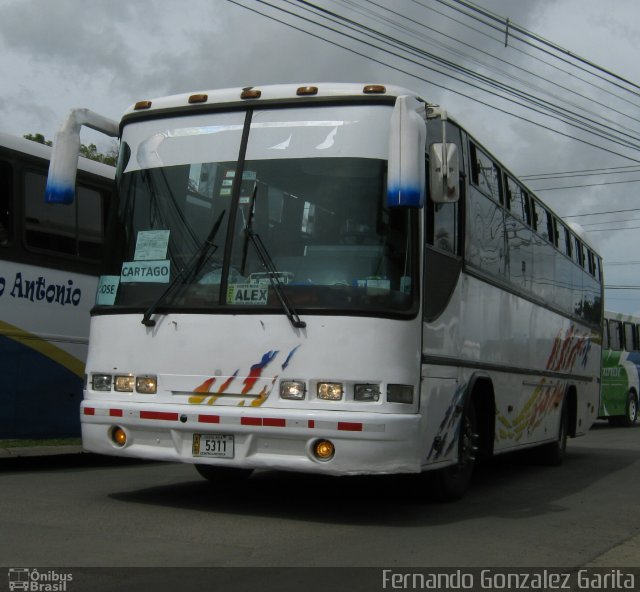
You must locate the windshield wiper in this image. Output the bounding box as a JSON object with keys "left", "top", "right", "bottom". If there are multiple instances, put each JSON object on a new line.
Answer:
{"left": 243, "top": 184, "right": 306, "bottom": 329}
{"left": 141, "top": 209, "right": 226, "bottom": 327}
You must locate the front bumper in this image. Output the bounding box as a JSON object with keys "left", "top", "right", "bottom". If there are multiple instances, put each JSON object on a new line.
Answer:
{"left": 81, "top": 400, "right": 424, "bottom": 475}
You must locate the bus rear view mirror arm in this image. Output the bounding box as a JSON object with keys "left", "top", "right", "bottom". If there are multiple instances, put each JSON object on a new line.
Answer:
{"left": 46, "top": 108, "right": 119, "bottom": 205}
{"left": 429, "top": 142, "right": 460, "bottom": 203}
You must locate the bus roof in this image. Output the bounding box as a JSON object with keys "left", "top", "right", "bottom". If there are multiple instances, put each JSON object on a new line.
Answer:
{"left": 0, "top": 131, "right": 115, "bottom": 179}
{"left": 122, "top": 83, "right": 429, "bottom": 118}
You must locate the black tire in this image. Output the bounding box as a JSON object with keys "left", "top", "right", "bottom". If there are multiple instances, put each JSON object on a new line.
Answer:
{"left": 620, "top": 392, "right": 638, "bottom": 427}
{"left": 539, "top": 403, "right": 568, "bottom": 466}
{"left": 430, "top": 401, "right": 478, "bottom": 502}
{"left": 194, "top": 464, "right": 253, "bottom": 482}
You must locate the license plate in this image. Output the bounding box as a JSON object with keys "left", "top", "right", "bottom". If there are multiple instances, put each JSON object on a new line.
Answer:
{"left": 192, "top": 434, "right": 234, "bottom": 458}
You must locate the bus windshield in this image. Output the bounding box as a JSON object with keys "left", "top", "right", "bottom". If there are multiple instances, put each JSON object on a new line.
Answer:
{"left": 99, "top": 104, "right": 418, "bottom": 316}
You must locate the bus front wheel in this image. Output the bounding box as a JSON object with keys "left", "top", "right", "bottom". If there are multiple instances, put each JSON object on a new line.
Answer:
{"left": 621, "top": 392, "right": 638, "bottom": 427}
{"left": 429, "top": 401, "right": 478, "bottom": 502}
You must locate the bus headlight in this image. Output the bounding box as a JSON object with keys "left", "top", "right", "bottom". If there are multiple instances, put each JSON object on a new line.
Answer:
{"left": 280, "top": 380, "right": 306, "bottom": 400}
{"left": 136, "top": 375, "right": 157, "bottom": 394}
{"left": 92, "top": 373, "right": 112, "bottom": 391}
{"left": 354, "top": 384, "right": 381, "bottom": 402}
{"left": 387, "top": 384, "right": 414, "bottom": 404}
{"left": 114, "top": 375, "right": 135, "bottom": 392}
{"left": 317, "top": 382, "right": 343, "bottom": 400}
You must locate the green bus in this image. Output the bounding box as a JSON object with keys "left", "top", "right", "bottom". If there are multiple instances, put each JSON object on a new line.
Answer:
{"left": 600, "top": 310, "right": 640, "bottom": 426}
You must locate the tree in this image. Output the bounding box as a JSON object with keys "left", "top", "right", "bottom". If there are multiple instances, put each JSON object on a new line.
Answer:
{"left": 24, "top": 133, "right": 118, "bottom": 166}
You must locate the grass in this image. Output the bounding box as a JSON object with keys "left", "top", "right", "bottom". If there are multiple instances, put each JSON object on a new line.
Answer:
{"left": 0, "top": 438, "right": 82, "bottom": 448}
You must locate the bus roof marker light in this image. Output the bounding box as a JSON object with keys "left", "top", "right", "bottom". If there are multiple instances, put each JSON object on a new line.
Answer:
{"left": 134, "top": 100, "right": 152, "bottom": 110}
{"left": 188, "top": 94, "right": 208, "bottom": 104}
{"left": 241, "top": 88, "right": 261, "bottom": 100}
{"left": 363, "top": 84, "right": 386, "bottom": 94}
{"left": 296, "top": 86, "right": 318, "bottom": 96}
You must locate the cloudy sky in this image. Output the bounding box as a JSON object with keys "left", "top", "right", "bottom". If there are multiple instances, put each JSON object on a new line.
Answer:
{"left": 2, "top": 0, "right": 639, "bottom": 314}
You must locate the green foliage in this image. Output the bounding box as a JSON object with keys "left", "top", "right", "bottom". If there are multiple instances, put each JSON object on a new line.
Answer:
{"left": 24, "top": 133, "right": 118, "bottom": 166}
{"left": 23, "top": 132, "right": 52, "bottom": 146}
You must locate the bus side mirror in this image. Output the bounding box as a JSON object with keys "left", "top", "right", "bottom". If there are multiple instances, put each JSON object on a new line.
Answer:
{"left": 46, "top": 108, "right": 119, "bottom": 204}
{"left": 429, "top": 143, "right": 459, "bottom": 203}
{"left": 387, "top": 96, "right": 426, "bottom": 208}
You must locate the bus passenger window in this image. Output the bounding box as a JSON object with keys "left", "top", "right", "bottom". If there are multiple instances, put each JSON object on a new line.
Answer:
{"left": 432, "top": 202, "right": 457, "bottom": 253}
{"left": 610, "top": 320, "right": 623, "bottom": 351}
{"left": 470, "top": 144, "right": 502, "bottom": 204}
{"left": 506, "top": 176, "right": 531, "bottom": 225}
{"left": 624, "top": 322, "right": 637, "bottom": 351}
{"left": 0, "top": 161, "right": 12, "bottom": 245}
{"left": 23, "top": 171, "right": 104, "bottom": 260}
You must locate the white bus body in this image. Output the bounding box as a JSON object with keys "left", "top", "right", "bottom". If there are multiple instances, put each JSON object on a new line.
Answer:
{"left": 0, "top": 132, "right": 114, "bottom": 438}
{"left": 49, "top": 84, "right": 602, "bottom": 498}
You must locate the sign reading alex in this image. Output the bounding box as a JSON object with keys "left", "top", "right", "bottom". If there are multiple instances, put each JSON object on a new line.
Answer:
{"left": 226, "top": 284, "right": 269, "bottom": 305}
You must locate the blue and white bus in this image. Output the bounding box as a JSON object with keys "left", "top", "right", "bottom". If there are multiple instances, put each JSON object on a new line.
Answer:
{"left": 0, "top": 132, "right": 114, "bottom": 439}
{"left": 47, "top": 84, "right": 602, "bottom": 499}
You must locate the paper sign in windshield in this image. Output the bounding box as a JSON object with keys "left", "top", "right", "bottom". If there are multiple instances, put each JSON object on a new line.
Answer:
{"left": 227, "top": 284, "right": 268, "bottom": 305}
{"left": 134, "top": 230, "right": 170, "bottom": 261}
{"left": 95, "top": 275, "right": 120, "bottom": 305}
{"left": 121, "top": 260, "right": 170, "bottom": 283}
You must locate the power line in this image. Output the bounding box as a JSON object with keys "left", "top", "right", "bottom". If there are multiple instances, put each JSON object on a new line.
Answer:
{"left": 532, "top": 178, "right": 640, "bottom": 191}
{"left": 522, "top": 166, "right": 640, "bottom": 181}
{"left": 562, "top": 208, "right": 640, "bottom": 219}
{"left": 440, "top": 0, "right": 640, "bottom": 98}
{"left": 231, "top": 0, "right": 640, "bottom": 164}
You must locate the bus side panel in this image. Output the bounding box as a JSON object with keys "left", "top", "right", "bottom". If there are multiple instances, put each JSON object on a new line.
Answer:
{"left": 0, "top": 336, "right": 83, "bottom": 438}
{"left": 600, "top": 350, "right": 640, "bottom": 417}
{"left": 423, "top": 273, "right": 600, "bottom": 456}
{"left": 0, "top": 261, "right": 96, "bottom": 438}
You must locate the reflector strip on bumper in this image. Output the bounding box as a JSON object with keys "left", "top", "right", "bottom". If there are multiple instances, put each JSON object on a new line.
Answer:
{"left": 83, "top": 407, "right": 385, "bottom": 432}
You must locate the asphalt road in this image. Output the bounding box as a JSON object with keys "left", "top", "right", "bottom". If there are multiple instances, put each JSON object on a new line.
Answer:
{"left": 0, "top": 422, "right": 639, "bottom": 590}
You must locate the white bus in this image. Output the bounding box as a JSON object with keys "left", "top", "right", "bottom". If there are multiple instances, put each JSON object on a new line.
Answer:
{"left": 0, "top": 132, "right": 114, "bottom": 439}
{"left": 47, "top": 84, "right": 603, "bottom": 499}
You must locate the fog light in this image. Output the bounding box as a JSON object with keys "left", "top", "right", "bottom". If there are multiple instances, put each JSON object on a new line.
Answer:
{"left": 387, "top": 384, "right": 414, "bottom": 404}
{"left": 280, "top": 380, "right": 306, "bottom": 400}
{"left": 114, "top": 375, "right": 135, "bottom": 392}
{"left": 354, "top": 383, "right": 380, "bottom": 402}
{"left": 92, "top": 373, "right": 112, "bottom": 391}
{"left": 317, "top": 382, "right": 343, "bottom": 400}
{"left": 313, "top": 439, "right": 335, "bottom": 461}
{"left": 136, "top": 375, "right": 157, "bottom": 394}
{"left": 111, "top": 427, "right": 127, "bottom": 447}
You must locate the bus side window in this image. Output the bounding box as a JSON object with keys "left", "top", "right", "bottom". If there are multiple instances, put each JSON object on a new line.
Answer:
{"left": 610, "top": 320, "right": 623, "bottom": 351}
{"left": 624, "top": 322, "right": 636, "bottom": 352}
{"left": 470, "top": 144, "right": 501, "bottom": 204}
{"left": 0, "top": 160, "right": 12, "bottom": 245}
{"left": 506, "top": 175, "right": 531, "bottom": 226}
{"left": 23, "top": 170, "right": 104, "bottom": 260}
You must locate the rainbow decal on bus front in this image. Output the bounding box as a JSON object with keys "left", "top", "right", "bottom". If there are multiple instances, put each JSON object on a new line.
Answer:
{"left": 188, "top": 346, "right": 300, "bottom": 407}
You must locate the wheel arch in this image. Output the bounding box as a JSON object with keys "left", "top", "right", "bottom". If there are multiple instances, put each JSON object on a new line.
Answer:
{"left": 466, "top": 372, "right": 496, "bottom": 459}
{"left": 564, "top": 384, "right": 578, "bottom": 438}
